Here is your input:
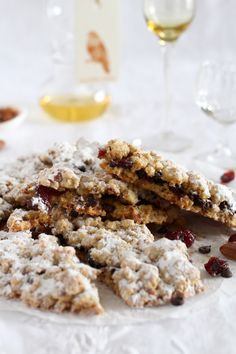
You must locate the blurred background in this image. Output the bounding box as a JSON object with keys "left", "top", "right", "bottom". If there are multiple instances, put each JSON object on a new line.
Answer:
{"left": 0, "top": 0, "right": 236, "bottom": 160}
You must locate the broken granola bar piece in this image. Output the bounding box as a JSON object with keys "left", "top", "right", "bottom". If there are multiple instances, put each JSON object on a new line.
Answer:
{"left": 0, "top": 231, "right": 103, "bottom": 314}
{"left": 99, "top": 140, "right": 236, "bottom": 228}
{"left": 64, "top": 218, "right": 203, "bottom": 307}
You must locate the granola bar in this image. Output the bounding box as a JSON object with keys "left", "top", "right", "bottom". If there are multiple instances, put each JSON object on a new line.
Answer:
{"left": 0, "top": 139, "right": 100, "bottom": 205}
{"left": 64, "top": 218, "right": 203, "bottom": 307}
{"left": 0, "top": 231, "right": 103, "bottom": 314}
{"left": 99, "top": 140, "right": 236, "bottom": 227}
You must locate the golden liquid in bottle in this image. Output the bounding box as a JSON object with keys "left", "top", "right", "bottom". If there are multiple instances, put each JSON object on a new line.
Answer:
{"left": 146, "top": 18, "right": 192, "bottom": 42}
{"left": 40, "top": 93, "right": 111, "bottom": 122}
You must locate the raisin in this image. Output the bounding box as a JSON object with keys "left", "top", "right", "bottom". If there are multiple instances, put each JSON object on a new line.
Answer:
{"left": 198, "top": 245, "right": 211, "bottom": 254}
{"left": 171, "top": 296, "right": 184, "bottom": 306}
{"left": 78, "top": 165, "right": 86, "bottom": 172}
{"left": 86, "top": 195, "right": 98, "bottom": 208}
{"left": 221, "top": 268, "right": 233, "bottom": 278}
{"left": 109, "top": 158, "right": 133, "bottom": 169}
{"left": 136, "top": 169, "right": 148, "bottom": 179}
{"left": 87, "top": 253, "right": 103, "bottom": 269}
{"left": 70, "top": 210, "right": 79, "bottom": 218}
{"left": 170, "top": 184, "right": 185, "bottom": 196}
{"left": 152, "top": 172, "right": 164, "bottom": 185}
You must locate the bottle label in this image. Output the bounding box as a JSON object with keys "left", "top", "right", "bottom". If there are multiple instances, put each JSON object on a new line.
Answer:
{"left": 75, "top": 0, "right": 120, "bottom": 83}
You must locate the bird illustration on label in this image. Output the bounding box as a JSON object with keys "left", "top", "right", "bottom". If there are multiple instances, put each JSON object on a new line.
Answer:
{"left": 86, "top": 31, "right": 110, "bottom": 74}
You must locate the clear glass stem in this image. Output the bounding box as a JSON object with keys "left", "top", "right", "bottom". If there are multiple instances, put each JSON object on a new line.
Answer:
{"left": 160, "top": 41, "right": 175, "bottom": 131}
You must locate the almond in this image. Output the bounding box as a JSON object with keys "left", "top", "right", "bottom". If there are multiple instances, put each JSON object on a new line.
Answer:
{"left": 0, "top": 140, "right": 6, "bottom": 150}
{"left": 220, "top": 242, "right": 236, "bottom": 261}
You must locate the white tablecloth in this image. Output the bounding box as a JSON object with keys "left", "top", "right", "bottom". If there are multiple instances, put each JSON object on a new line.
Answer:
{"left": 1, "top": 0, "right": 236, "bottom": 353}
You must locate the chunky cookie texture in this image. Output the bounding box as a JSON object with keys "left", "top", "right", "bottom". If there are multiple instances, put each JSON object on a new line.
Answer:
{"left": 0, "top": 231, "right": 103, "bottom": 314}
{"left": 0, "top": 139, "right": 206, "bottom": 313}
{"left": 0, "top": 140, "right": 177, "bottom": 230}
{"left": 99, "top": 140, "right": 236, "bottom": 227}
{"left": 63, "top": 218, "right": 203, "bottom": 307}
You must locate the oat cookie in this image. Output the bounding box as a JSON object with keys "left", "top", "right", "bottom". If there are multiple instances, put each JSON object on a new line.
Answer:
{"left": 64, "top": 218, "right": 203, "bottom": 307}
{"left": 0, "top": 231, "right": 103, "bottom": 314}
{"left": 99, "top": 140, "right": 236, "bottom": 227}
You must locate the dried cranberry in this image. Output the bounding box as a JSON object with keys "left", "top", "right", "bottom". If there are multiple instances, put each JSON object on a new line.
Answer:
{"left": 204, "top": 257, "right": 230, "bottom": 277}
{"left": 165, "top": 229, "right": 195, "bottom": 248}
{"left": 228, "top": 234, "right": 236, "bottom": 243}
{"left": 198, "top": 245, "right": 211, "bottom": 254}
{"left": 98, "top": 148, "right": 106, "bottom": 159}
{"left": 220, "top": 170, "right": 235, "bottom": 184}
{"left": 35, "top": 185, "right": 61, "bottom": 210}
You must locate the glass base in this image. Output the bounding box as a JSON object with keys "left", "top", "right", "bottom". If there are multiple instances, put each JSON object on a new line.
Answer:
{"left": 141, "top": 131, "right": 192, "bottom": 153}
{"left": 195, "top": 144, "right": 236, "bottom": 169}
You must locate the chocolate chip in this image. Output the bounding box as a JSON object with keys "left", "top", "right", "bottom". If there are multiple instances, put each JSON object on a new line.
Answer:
{"left": 171, "top": 296, "right": 184, "bottom": 306}
{"left": 136, "top": 169, "right": 148, "bottom": 179}
{"left": 219, "top": 201, "right": 230, "bottom": 210}
{"left": 198, "top": 245, "right": 211, "bottom": 254}
{"left": 157, "top": 226, "right": 169, "bottom": 234}
{"left": 86, "top": 195, "right": 98, "bottom": 208}
{"left": 78, "top": 165, "right": 86, "bottom": 172}
{"left": 219, "top": 201, "right": 235, "bottom": 215}
{"left": 54, "top": 172, "right": 63, "bottom": 182}
{"left": 110, "top": 267, "right": 117, "bottom": 275}
{"left": 119, "top": 158, "right": 133, "bottom": 169}
{"left": 103, "top": 203, "right": 115, "bottom": 213}
{"left": 70, "top": 210, "right": 79, "bottom": 218}
{"left": 109, "top": 160, "right": 118, "bottom": 168}
{"left": 189, "top": 192, "right": 212, "bottom": 210}
{"left": 152, "top": 172, "right": 164, "bottom": 185}
{"left": 57, "top": 234, "right": 67, "bottom": 246}
{"left": 87, "top": 253, "right": 103, "bottom": 269}
{"left": 27, "top": 277, "right": 34, "bottom": 284}
{"left": 109, "top": 158, "right": 133, "bottom": 169}
{"left": 170, "top": 184, "right": 185, "bottom": 196}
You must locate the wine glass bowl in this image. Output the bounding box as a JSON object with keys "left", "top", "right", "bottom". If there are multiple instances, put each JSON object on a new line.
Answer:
{"left": 196, "top": 61, "right": 236, "bottom": 125}
{"left": 195, "top": 61, "right": 236, "bottom": 168}
{"left": 144, "top": 0, "right": 195, "bottom": 43}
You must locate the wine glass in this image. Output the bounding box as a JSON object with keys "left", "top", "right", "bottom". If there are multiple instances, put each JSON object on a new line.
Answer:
{"left": 195, "top": 61, "right": 236, "bottom": 168}
{"left": 143, "top": 0, "right": 196, "bottom": 152}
